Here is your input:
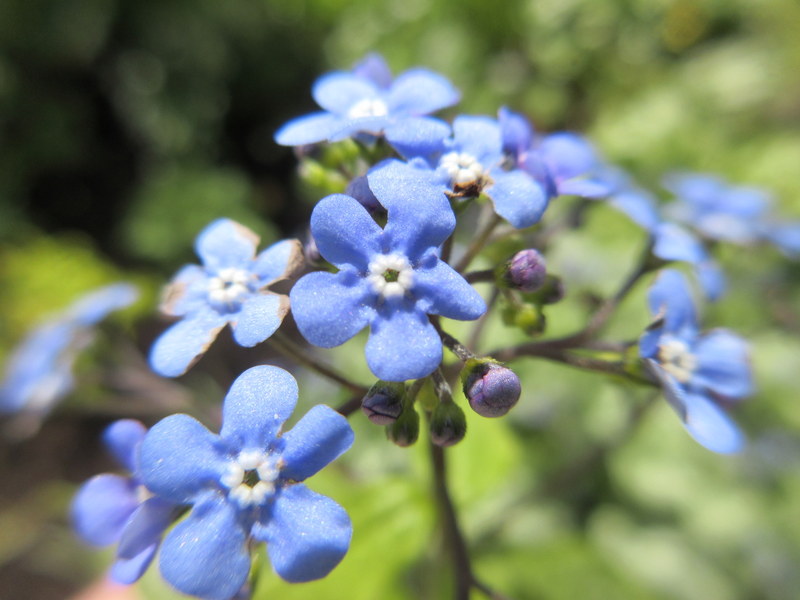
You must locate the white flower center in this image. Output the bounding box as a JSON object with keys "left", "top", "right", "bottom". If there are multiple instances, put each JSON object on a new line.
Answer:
{"left": 440, "top": 152, "right": 487, "bottom": 186}
{"left": 208, "top": 268, "right": 252, "bottom": 305}
{"left": 367, "top": 253, "right": 414, "bottom": 299}
{"left": 220, "top": 449, "right": 282, "bottom": 508}
{"left": 347, "top": 97, "right": 389, "bottom": 119}
{"left": 658, "top": 338, "right": 697, "bottom": 383}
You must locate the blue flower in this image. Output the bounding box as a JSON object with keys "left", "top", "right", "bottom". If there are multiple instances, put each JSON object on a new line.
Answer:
{"left": 663, "top": 172, "right": 800, "bottom": 257}
{"left": 498, "top": 107, "right": 611, "bottom": 201}
{"left": 139, "top": 366, "right": 354, "bottom": 600}
{"left": 640, "top": 269, "right": 752, "bottom": 454}
{"left": 274, "top": 53, "right": 458, "bottom": 147}
{"left": 391, "top": 115, "right": 549, "bottom": 229}
{"left": 290, "top": 160, "right": 487, "bottom": 381}
{"left": 585, "top": 166, "right": 728, "bottom": 300}
{"left": 72, "top": 419, "right": 177, "bottom": 584}
{"left": 149, "top": 219, "right": 303, "bottom": 377}
{"left": 0, "top": 283, "right": 138, "bottom": 417}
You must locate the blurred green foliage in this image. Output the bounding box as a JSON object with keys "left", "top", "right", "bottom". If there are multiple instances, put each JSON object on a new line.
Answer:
{"left": 1, "top": 0, "right": 799, "bottom": 599}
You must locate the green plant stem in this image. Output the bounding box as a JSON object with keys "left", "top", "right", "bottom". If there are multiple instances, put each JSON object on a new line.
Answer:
{"left": 454, "top": 211, "right": 503, "bottom": 273}
{"left": 429, "top": 441, "right": 509, "bottom": 600}
{"left": 269, "top": 333, "right": 369, "bottom": 397}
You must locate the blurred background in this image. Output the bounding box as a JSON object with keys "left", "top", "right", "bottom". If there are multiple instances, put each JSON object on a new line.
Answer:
{"left": 1, "top": 0, "right": 799, "bottom": 598}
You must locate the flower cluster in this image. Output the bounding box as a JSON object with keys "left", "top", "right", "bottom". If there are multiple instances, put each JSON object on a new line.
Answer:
{"left": 28, "top": 51, "right": 797, "bottom": 600}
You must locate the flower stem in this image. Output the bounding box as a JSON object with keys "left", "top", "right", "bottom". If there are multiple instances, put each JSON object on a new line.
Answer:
{"left": 269, "top": 333, "right": 369, "bottom": 397}
{"left": 454, "top": 211, "right": 502, "bottom": 273}
{"left": 429, "top": 441, "right": 508, "bottom": 600}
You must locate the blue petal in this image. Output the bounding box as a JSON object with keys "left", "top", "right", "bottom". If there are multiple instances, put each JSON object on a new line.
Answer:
{"left": 117, "top": 497, "right": 175, "bottom": 561}
{"left": 71, "top": 474, "right": 138, "bottom": 546}
{"left": 231, "top": 293, "right": 288, "bottom": 347}
{"left": 219, "top": 366, "right": 298, "bottom": 450}
{"left": 256, "top": 484, "right": 351, "bottom": 583}
{"left": 692, "top": 329, "right": 752, "bottom": 399}
{"left": 103, "top": 419, "right": 146, "bottom": 473}
{"left": 498, "top": 106, "right": 533, "bottom": 158}
{"left": 694, "top": 260, "right": 727, "bottom": 301}
{"left": 387, "top": 68, "right": 460, "bottom": 115}
{"left": 274, "top": 112, "right": 345, "bottom": 146}
{"left": 312, "top": 72, "right": 379, "bottom": 114}
{"left": 558, "top": 177, "right": 612, "bottom": 198}
{"left": 195, "top": 219, "right": 259, "bottom": 270}
{"left": 0, "top": 321, "right": 76, "bottom": 414}
{"left": 311, "top": 194, "right": 382, "bottom": 270}
{"left": 652, "top": 223, "right": 706, "bottom": 264}
{"left": 140, "top": 414, "right": 225, "bottom": 504}
{"left": 766, "top": 222, "right": 800, "bottom": 257}
{"left": 385, "top": 117, "right": 449, "bottom": 159}
{"left": 159, "top": 493, "right": 250, "bottom": 600}
{"left": 414, "top": 260, "right": 486, "bottom": 321}
{"left": 540, "top": 133, "right": 600, "bottom": 182}
{"left": 67, "top": 283, "right": 139, "bottom": 326}
{"left": 368, "top": 160, "right": 455, "bottom": 261}
{"left": 608, "top": 190, "right": 660, "bottom": 231}
{"left": 451, "top": 115, "right": 502, "bottom": 161}
{"left": 488, "top": 170, "right": 549, "bottom": 229}
{"left": 160, "top": 265, "right": 210, "bottom": 317}
{"left": 253, "top": 239, "right": 303, "bottom": 284}
{"left": 643, "top": 359, "right": 743, "bottom": 454}
{"left": 366, "top": 302, "right": 441, "bottom": 381}
{"left": 110, "top": 543, "right": 158, "bottom": 585}
{"left": 290, "top": 269, "right": 374, "bottom": 348}
{"left": 149, "top": 309, "right": 229, "bottom": 378}
{"left": 682, "top": 392, "right": 745, "bottom": 454}
{"left": 280, "top": 405, "right": 354, "bottom": 481}
{"left": 352, "top": 53, "right": 392, "bottom": 88}
{"left": 647, "top": 269, "right": 698, "bottom": 334}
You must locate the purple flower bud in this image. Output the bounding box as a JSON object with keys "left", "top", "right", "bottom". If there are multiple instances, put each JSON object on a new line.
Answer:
{"left": 462, "top": 359, "right": 521, "bottom": 418}
{"left": 505, "top": 249, "right": 547, "bottom": 292}
{"left": 361, "top": 381, "right": 405, "bottom": 425}
{"left": 429, "top": 401, "right": 467, "bottom": 447}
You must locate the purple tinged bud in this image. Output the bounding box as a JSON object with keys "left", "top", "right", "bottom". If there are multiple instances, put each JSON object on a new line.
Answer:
{"left": 386, "top": 404, "right": 420, "bottom": 447}
{"left": 304, "top": 233, "right": 323, "bottom": 266}
{"left": 361, "top": 381, "right": 405, "bottom": 425}
{"left": 429, "top": 401, "right": 467, "bottom": 447}
{"left": 462, "top": 359, "right": 521, "bottom": 418}
{"left": 505, "top": 249, "right": 547, "bottom": 292}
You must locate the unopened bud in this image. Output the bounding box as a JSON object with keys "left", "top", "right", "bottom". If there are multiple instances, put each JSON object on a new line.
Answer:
{"left": 504, "top": 249, "right": 547, "bottom": 292}
{"left": 502, "top": 302, "right": 546, "bottom": 336}
{"left": 461, "top": 359, "right": 521, "bottom": 418}
{"left": 361, "top": 381, "right": 405, "bottom": 425}
{"left": 429, "top": 401, "right": 467, "bottom": 447}
{"left": 532, "top": 275, "right": 565, "bottom": 305}
{"left": 386, "top": 404, "right": 420, "bottom": 447}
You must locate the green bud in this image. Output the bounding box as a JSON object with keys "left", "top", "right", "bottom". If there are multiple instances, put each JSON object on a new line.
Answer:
{"left": 429, "top": 401, "right": 467, "bottom": 447}
{"left": 386, "top": 403, "right": 420, "bottom": 447}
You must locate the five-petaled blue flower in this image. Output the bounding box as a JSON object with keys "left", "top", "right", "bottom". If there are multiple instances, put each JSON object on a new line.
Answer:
{"left": 139, "top": 366, "right": 354, "bottom": 600}
{"left": 390, "top": 114, "right": 549, "bottom": 229}
{"left": 0, "top": 283, "right": 138, "bottom": 418}
{"left": 663, "top": 171, "right": 800, "bottom": 257}
{"left": 274, "top": 53, "right": 459, "bottom": 148}
{"left": 72, "top": 419, "right": 177, "bottom": 584}
{"left": 149, "top": 219, "right": 303, "bottom": 377}
{"left": 639, "top": 269, "right": 752, "bottom": 454}
{"left": 290, "top": 160, "right": 487, "bottom": 382}
{"left": 498, "top": 107, "right": 612, "bottom": 201}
